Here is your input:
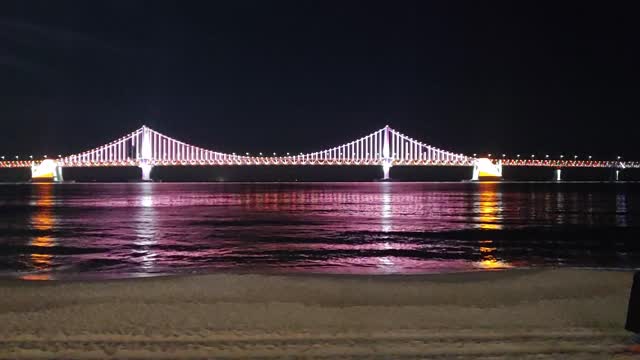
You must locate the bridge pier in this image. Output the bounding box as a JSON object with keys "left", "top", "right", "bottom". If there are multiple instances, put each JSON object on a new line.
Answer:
{"left": 611, "top": 168, "right": 621, "bottom": 182}
{"left": 554, "top": 168, "right": 562, "bottom": 182}
{"left": 31, "top": 160, "right": 64, "bottom": 182}
{"left": 471, "top": 158, "right": 502, "bottom": 181}
{"left": 139, "top": 163, "right": 153, "bottom": 182}
{"left": 381, "top": 162, "right": 392, "bottom": 180}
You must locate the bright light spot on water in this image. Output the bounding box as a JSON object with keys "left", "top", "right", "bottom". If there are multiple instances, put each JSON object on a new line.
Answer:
{"left": 141, "top": 195, "right": 153, "bottom": 208}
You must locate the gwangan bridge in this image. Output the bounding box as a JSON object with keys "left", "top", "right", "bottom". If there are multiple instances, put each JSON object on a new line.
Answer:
{"left": 1, "top": 125, "right": 637, "bottom": 182}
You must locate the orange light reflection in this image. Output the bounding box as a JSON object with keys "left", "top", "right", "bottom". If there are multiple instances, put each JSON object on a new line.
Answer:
{"left": 21, "top": 184, "right": 55, "bottom": 280}
{"left": 474, "top": 184, "right": 510, "bottom": 270}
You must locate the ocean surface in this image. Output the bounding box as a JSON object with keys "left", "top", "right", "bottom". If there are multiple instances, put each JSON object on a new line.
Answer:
{"left": 0, "top": 182, "right": 639, "bottom": 280}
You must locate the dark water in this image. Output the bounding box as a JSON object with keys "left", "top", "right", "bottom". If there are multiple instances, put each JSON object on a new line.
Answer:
{"left": 0, "top": 182, "right": 639, "bottom": 280}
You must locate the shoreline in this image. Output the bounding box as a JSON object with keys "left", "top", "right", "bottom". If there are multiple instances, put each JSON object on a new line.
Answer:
{"left": 0, "top": 268, "right": 636, "bottom": 359}
{"left": 1, "top": 265, "right": 635, "bottom": 284}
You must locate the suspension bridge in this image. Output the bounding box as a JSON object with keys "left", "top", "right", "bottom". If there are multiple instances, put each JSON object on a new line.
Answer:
{"left": 0, "top": 125, "right": 637, "bottom": 182}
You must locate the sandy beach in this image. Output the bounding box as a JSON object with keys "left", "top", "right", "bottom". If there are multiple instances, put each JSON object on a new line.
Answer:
{"left": 0, "top": 269, "right": 636, "bottom": 359}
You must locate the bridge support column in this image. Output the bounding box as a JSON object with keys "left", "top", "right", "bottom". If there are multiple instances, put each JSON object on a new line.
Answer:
{"left": 382, "top": 162, "right": 392, "bottom": 180}
{"left": 555, "top": 168, "right": 562, "bottom": 182}
{"left": 611, "top": 168, "right": 621, "bottom": 182}
{"left": 139, "top": 163, "right": 153, "bottom": 182}
{"left": 55, "top": 166, "right": 64, "bottom": 182}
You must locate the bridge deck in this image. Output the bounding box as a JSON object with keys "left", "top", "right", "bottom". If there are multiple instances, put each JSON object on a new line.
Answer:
{"left": 1, "top": 159, "right": 637, "bottom": 168}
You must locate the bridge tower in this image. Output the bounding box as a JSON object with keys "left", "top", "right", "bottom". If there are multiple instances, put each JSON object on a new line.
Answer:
{"left": 139, "top": 126, "right": 154, "bottom": 181}
{"left": 381, "top": 125, "right": 392, "bottom": 180}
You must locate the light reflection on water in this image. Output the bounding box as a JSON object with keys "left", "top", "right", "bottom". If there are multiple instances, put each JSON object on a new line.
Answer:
{"left": 472, "top": 183, "right": 511, "bottom": 270}
{"left": 135, "top": 184, "right": 157, "bottom": 271}
{"left": 0, "top": 182, "right": 637, "bottom": 280}
{"left": 22, "top": 184, "right": 55, "bottom": 280}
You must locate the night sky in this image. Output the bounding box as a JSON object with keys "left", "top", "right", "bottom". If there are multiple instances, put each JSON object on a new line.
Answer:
{"left": 1, "top": 1, "right": 638, "bottom": 161}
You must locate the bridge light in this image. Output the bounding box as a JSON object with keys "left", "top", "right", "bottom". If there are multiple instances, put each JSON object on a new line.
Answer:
{"left": 545, "top": 154, "right": 549, "bottom": 158}
{"left": 473, "top": 153, "right": 477, "bottom": 157}
{"left": 259, "top": 152, "right": 263, "bottom": 156}
{"left": 488, "top": 153, "right": 492, "bottom": 157}
{"left": 29, "top": 155, "right": 33, "bottom": 159}
{"left": 574, "top": 155, "right": 578, "bottom": 159}
{"left": 531, "top": 154, "right": 535, "bottom": 158}
{"left": 617, "top": 156, "right": 622, "bottom": 160}
{"left": 287, "top": 152, "right": 290, "bottom": 156}
{"left": 502, "top": 154, "right": 506, "bottom": 158}
{"left": 516, "top": 154, "right": 520, "bottom": 158}
{"left": 58, "top": 155, "right": 62, "bottom": 158}
{"left": 1, "top": 156, "right": 4, "bottom": 160}
{"left": 273, "top": 152, "right": 276, "bottom": 156}
{"left": 246, "top": 152, "right": 249, "bottom": 156}
{"left": 588, "top": 155, "right": 592, "bottom": 160}
{"left": 560, "top": 155, "right": 564, "bottom": 159}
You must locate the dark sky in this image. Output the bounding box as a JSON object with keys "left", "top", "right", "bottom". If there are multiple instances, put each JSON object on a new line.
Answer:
{"left": 1, "top": 1, "right": 638, "bottom": 160}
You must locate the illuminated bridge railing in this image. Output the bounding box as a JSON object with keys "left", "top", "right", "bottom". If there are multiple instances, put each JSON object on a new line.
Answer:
{"left": 500, "top": 159, "right": 640, "bottom": 168}
{"left": 0, "top": 125, "right": 637, "bottom": 170}
{"left": 0, "top": 125, "right": 473, "bottom": 168}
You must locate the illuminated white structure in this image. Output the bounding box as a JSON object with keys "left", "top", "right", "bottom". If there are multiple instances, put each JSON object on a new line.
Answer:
{"left": 381, "top": 125, "right": 392, "bottom": 180}
{"left": 471, "top": 158, "right": 502, "bottom": 181}
{"left": 139, "top": 126, "right": 153, "bottom": 181}
{"left": 31, "top": 159, "right": 63, "bottom": 182}
{"left": 1, "top": 125, "right": 638, "bottom": 182}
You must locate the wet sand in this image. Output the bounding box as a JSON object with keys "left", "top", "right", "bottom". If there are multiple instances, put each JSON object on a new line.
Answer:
{"left": 0, "top": 269, "right": 636, "bottom": 359}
